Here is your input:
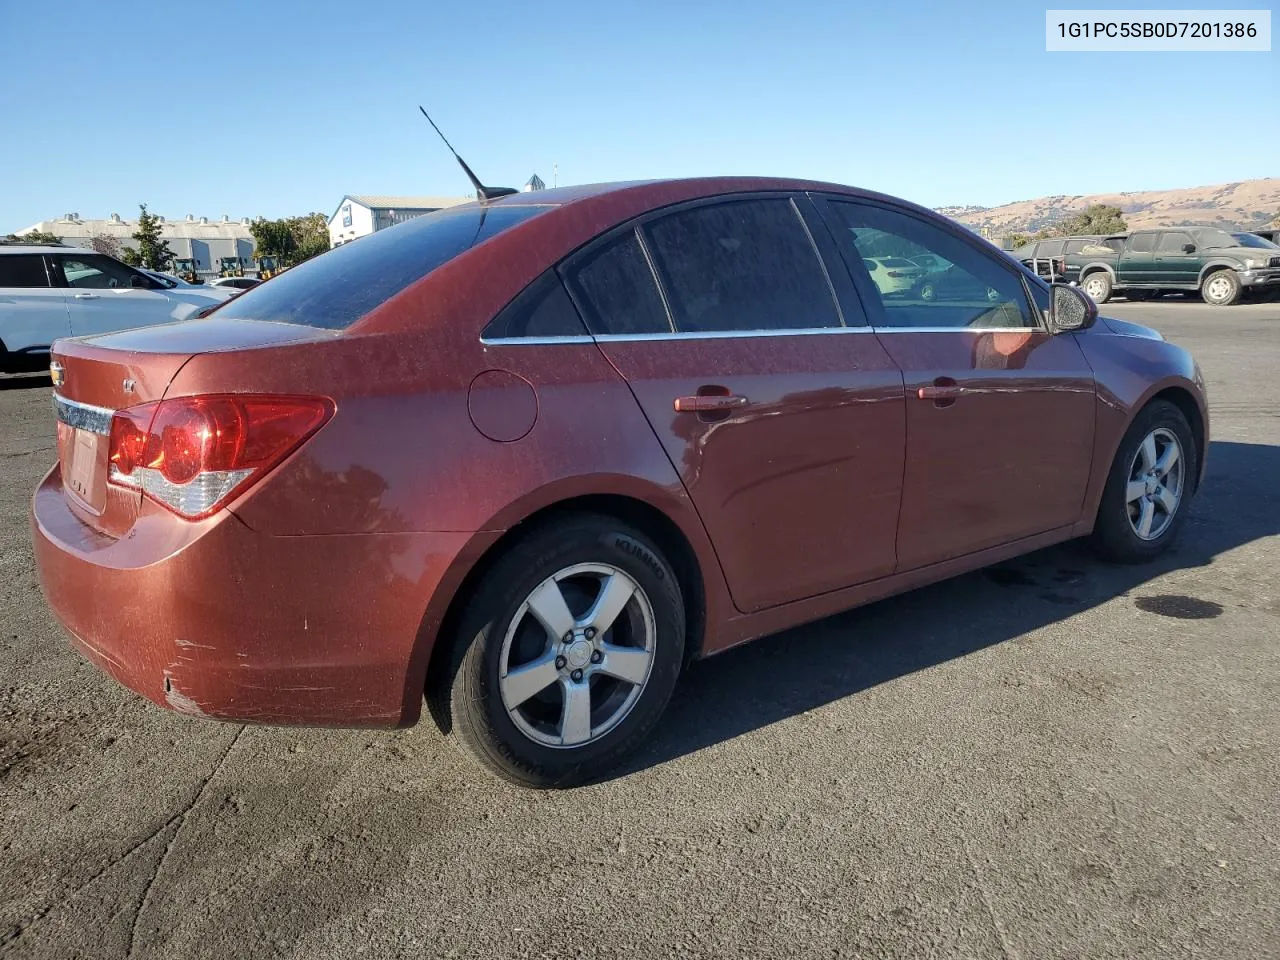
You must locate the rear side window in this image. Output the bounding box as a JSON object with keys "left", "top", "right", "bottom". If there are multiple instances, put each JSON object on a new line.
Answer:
{"left": 483, "top": 270, "right": 587, "bottom": 339}
{"left": 642, "top": 198, "right": 841, "bottom": 333}
{"left": 216, "top": 204, "right": 550, "bottom": 330}
{"left": 0, "top": 255, "right": 49, "bottom": 288}
{"left": 564, "top": 230, "right": 671, "bottom": 336}
{"left": 1064, "top": 239, "right": 1090, "bottom": 254}
{"left": 1038, "top": 240, "right": 1066, "bottom": 258}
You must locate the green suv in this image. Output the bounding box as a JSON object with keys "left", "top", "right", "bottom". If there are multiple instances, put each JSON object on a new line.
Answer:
{"left": 1067, "top": 228, "right": 1280, "bottom": 306}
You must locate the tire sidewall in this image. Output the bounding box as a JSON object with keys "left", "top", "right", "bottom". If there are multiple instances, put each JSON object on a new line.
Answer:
{"left": 1202, "top": 269, "right": 1240, "bottom": 306}
{"left": 452, "top": 519, "right": 685, "bottom": 786}
{"left": 1084, "top": 272, "right": 1112, "bottom": 303}
{"left": 1095, "top": 401, "right": 1197, "bottom": 562}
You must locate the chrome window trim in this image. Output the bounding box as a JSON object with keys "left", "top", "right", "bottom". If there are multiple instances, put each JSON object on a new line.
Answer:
{"left": 871, "top": 326, "right": 1042, "bottom": 334}
{"left": 479, "top": 327, "right": 874, "bottom": 346}
{"left": 480, "top": 334, "right": 596, "bottom": 346}
{"left": 53, "top": 394, "right": 114, "bottom": 436}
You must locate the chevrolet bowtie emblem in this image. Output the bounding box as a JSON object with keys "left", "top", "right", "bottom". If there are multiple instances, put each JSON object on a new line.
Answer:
{"left": 49, "top": 361, "right": 65, "bottom": 388}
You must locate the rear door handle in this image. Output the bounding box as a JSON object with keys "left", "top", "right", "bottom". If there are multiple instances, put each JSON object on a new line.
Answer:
{"left": 73, "top": 293, "right": 99, "bottom": 300}
{"left": 674, "top": 394, "right": 748, "bottom": 413}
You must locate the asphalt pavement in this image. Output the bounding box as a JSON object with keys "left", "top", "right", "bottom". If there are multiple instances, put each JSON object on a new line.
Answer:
{"left": 1, "top": 299, "right": 1277, "bottom": 959}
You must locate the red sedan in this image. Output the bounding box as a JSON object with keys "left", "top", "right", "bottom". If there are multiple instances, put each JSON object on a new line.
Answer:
{"left": 32, "top": 178, "right": 1208, "bottom": 786}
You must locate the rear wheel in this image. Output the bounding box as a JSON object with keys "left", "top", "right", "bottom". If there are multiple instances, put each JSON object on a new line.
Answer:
{"left": 1092, "top": 400, "right": 1196, "bottom": 563}
{"left": 1201, "top": 269, "right": 1241, "bottom": 306}
{"left": 440, "top": 515, "right": 686, "bottom": 788}
{"left": 1082, "top": 271, "right": 1112, "bottom": 304}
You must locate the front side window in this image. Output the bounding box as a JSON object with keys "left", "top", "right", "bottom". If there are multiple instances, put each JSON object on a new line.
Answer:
{"left": 828, "top": 201, "right": 1034, "bottom": 329}
{"left": 0, "top": 255, "right": 50, "bottom": 288}
{"left": 1157, "top": 232, "right": 1193, "bottom": 252}
{"left": 216, "top": 204, "right": 550, "bottom": 330}
{"left": 59, "top": 255, "right": 138, "bottom": 289}
{"left": 641, "top": 197, "right": 841, "bottom": 333}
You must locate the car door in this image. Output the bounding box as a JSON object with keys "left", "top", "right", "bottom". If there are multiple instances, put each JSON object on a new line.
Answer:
{"left": 53, "top": 254, "right": 177, "bottom": 337}
{"left": 0, "top": 253, "right": 70, "bottom": 353}
{"left": 815, "top": 196, "right": 1096, "bottom": 571}
{"left": 561, "top": 194, "right": 906, "bottom": 614}
{"left": 1153, "top": 231, "right": 1199, "bottom": 286}
{"left": 1118, "top": 232, "right": 1158, "bottom": 283}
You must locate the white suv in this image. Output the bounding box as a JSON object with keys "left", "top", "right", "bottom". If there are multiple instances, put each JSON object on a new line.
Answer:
{"left": 0, "top": 245, "right": 234, "bottom": 372}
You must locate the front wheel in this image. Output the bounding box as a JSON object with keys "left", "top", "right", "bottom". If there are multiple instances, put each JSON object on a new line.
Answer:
{"left": 1092, "top": 400, "right": 1197, "bottom": 563}
{"left": 1201, "top": 269, "right": 1242, "bottom": 306}
{"left": 1082, "top": 272, "right": 1113, "bottom": 304}
{"left": 441, "top": 515, "right": 686, "bottom": 788}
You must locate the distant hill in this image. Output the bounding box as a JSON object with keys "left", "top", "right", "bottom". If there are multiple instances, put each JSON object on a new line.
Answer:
{"left": 940, "top": 178, "right": 1280, "bottom": 238}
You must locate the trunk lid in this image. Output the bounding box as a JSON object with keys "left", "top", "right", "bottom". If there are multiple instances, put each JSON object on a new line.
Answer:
{"left": 51, "top": 318, "right": 335, "bottom": 537}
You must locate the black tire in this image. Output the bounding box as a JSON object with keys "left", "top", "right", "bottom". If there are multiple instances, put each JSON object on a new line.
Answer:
{"left": 439, "top": 514, "right": 686, "bottom": 788}
{"left": 1082, "top": 271, "right": 1112, "bottom": 304}
{"left": 1201, "top": 268, "right": 1241, "bottom": 306}
{"left": 1091, "top": 400, "right": 1197, "bottom": 564}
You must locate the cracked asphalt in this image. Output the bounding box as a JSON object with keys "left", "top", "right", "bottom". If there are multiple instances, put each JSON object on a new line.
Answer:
{"left": 2, "top": 300, "right": 1277, "bottom": 959}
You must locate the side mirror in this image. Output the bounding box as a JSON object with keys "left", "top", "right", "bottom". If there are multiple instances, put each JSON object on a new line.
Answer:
{"left": 1048, "top": 283, "right": 1097, "bottom": 333}
{"left": 1182, "top": 243, "right": 1196, "bottom": 254}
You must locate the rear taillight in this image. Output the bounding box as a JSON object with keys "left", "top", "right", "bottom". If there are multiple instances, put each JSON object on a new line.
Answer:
{"left": 107, "top": 394, "right": 333, "bottom": 520}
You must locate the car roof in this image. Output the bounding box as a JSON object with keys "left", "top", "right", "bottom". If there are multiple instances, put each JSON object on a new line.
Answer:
{"left": 0, "top": 244, "right": 78, "bottom": 255}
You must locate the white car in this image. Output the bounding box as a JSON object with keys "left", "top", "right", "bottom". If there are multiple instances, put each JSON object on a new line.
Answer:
{"left": 0, "top": 246, "right": 233, "bottom": 372}
{"left": 208, "top": 276, "right": 262, "bottom": 291}
{"left": 861, "top": 256, "right": 924, "bottom": 297}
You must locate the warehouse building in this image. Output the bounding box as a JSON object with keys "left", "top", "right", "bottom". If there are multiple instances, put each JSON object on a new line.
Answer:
{"left": 327, "top": 195, "right": 469, "bottom": 247}
{"left": 15, "top": 212, "right": 256, "bottom": 279}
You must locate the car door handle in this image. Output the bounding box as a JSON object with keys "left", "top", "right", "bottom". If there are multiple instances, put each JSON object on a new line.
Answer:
{"left": 72, "top": 293, "right": 99, "bottom": 299}
{"left": 917, "top": 378, "right": 963, "bottom": 407}
{"left": 673, "top": 394, "right": 748, "bottom": 413}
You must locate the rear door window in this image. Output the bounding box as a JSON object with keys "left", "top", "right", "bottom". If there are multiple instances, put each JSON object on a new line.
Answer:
{"left": 641, "top": 197, "right": 841, "bottom": 333}
{"left": 216, "top": 204, "right": 550, "bottom": 330}
{"left": 562, "top": 230, "right": 672, "bottom": 336}
{"left": 0, "top": 255, "right": 50, "bottom": 288}
{"left": 1129, "top": 234, "right": 1157, "bottom": 253}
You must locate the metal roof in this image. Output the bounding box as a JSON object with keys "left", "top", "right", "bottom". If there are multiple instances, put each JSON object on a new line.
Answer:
{"left": 346, "top": 195, "right": 470, "bottom": 211}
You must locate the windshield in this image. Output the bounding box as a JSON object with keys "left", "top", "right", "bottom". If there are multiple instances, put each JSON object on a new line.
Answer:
{"left": 213, "top": 204, "right": 551, "bottom": 329}
{"left": 1232, "top": 232, "right": 1280, "bottom": 249}
{"left": 1197, "top": 229, "right": 1239, "bottom": 249}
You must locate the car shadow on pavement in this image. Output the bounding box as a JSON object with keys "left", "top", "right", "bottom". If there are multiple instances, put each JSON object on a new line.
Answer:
{"left": 0, "top": 372, "right": 51, "bottom": 391}
{"left": 614, "top": 439, "right": 1279, "bottom": 781}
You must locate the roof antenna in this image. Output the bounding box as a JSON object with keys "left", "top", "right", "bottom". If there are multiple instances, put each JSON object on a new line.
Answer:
{"left": 418, "top": 106, "right": 517, "bottom": 202}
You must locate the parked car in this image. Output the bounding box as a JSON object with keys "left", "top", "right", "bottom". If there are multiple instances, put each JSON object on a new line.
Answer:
{"left": 1069, "top": 228, "right": 1280, "bottom": 305}
{"left": 32, "top": 178, "right": 1207, "bottom": 787}
{"left": 0, "top": 246, "right": 234, "bottom": 373}
{"left": 860, "top": 256, "right": 922, "bottom": 296}
{"left": 1009, "top": 236, "right": 1118, "bottom": 282}
{"left": 136, "top": 268, "right": 233, "bottom": 295}
{"left": 917, "top": 264, "right": 1002, "bottom": 302}
{"left": 209, "top": 276, "right": 262, "bottom": 291}
{"left": 1249, "top": 228, "right": 1279, "bottom": 244}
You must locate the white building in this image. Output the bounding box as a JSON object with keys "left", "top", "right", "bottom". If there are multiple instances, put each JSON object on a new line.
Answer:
{"left": 15, "top": 212, "right": 256, "bottom": 279}
{"left": 328, "top": 195, "right": 469, "bottom": 248}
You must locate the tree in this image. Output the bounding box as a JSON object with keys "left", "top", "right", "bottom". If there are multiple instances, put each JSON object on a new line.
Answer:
{"left": 121, "top": 247, "right": 143, "bottom": 267}
{"left": 1003, "top": 232, "right": 1032, "bottom": 249}
{"left": 131, "top": 203, "right": 173, "bottom": 270}
{"left": 1057, "top": 204, "right": 1127, "bottom": 237}
{"left": 249, "top": 212, "right": 330, "bottom": 267}
{"left": 89, "top": 233, "right": 123, "bottom": 259}
{"left": 5, "top": 229, "right": 61, "bottom": 245}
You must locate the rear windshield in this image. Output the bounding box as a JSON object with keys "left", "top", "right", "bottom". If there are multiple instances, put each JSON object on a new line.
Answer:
{"left": 214, "top": 204, "right": 550, "bottom": 329}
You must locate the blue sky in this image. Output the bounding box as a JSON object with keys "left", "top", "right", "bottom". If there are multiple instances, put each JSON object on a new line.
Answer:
{"left": 1, "top": 0, "right": 1275, "bottom": 231}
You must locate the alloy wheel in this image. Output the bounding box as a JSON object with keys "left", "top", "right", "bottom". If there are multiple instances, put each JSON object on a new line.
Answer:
{"left": 1084, "top": 276, "right": 1108, "bottom": 300}
{"left": 1204, "top": 274, "right": 1232, "bottom": 303}
{"left": 1125, "top": 427, "right": 1184, "bottom": 541}
{"left": 498, "top": 563, "right": 656, "bottom": 748}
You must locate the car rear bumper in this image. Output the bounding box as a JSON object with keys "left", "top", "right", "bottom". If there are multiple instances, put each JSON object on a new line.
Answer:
{"left": 31, "top": 464, "right": 488, "bottom": 728}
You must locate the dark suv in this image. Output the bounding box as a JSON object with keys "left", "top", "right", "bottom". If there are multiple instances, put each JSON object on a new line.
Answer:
{"left": 1009, "top": 236, "right": 1122, "bottom": 282}
{"left": 1069, "top": 228, "right": 1280, "bottom": 306}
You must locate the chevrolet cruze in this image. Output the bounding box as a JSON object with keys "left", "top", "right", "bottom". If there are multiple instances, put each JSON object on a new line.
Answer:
{"left": 32, "top": 178, "right": 1208, "bottom": 786}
